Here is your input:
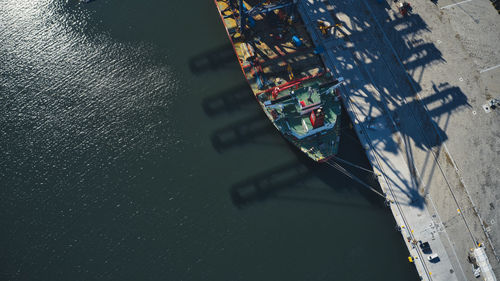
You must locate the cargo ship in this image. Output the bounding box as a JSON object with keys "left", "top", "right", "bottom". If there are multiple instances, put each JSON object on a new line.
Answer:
{"left": 214, "top": 0, "right": 343, "bottom": 162}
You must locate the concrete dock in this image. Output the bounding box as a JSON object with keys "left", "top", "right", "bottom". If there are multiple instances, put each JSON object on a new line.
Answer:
{"left": 297, "top": 0, "right": 499, "bottom": 280}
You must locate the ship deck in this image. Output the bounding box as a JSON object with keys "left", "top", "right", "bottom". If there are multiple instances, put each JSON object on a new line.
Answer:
{"left": 215, "top": 0, "right": 324, "bottom": 96}
{"left": 278, "top": 83, "right": 339, "bottom": 134}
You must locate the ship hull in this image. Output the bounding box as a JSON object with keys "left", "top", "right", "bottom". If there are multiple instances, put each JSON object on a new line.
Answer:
{"left": 213, "top": 0, "right": 342, "bottom": 162}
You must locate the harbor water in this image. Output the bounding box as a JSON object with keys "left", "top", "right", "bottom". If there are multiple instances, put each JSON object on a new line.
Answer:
{"left": 0, "top": 0, "right": 419, "bottom": 280}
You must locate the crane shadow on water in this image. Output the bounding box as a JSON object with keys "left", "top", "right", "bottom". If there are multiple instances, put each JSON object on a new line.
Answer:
{"left": 201, "top": 83, "right": 388, "bottom": 209}
{"left": 189, "top": 44, "right": 240, "bottom": 75}
{"left": 227, "top": 108, "right": 388, "bottom": 210}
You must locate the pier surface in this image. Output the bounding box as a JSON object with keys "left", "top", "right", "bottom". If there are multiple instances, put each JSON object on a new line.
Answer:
{"left": 298, "top": 0, "right": 499, "bottom": 280}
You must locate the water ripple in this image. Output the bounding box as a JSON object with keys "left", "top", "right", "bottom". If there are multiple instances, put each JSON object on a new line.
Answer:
{"left": 1, "top": 0, "right": 180, "bottom": 197}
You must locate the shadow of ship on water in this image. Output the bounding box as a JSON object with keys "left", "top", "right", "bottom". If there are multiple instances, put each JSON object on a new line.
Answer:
{"left": 227, "top": 108, "right": 385, "bottom": 209}
{"left": 200, "top": 84, "right": 386, "bottom": 209}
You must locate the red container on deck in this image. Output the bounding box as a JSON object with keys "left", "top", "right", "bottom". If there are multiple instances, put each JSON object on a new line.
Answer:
{"left": 310, "top": 109, "right": 325, "bottom": 128}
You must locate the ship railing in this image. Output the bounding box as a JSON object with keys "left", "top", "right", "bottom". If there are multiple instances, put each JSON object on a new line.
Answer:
{"left": 287, "top": 121, "right": 335, "bottom": 140}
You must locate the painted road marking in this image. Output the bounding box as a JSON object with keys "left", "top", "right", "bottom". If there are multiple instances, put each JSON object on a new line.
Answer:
{"left": 440, "top": 0, "right": 476, "bottom": 9}
{"left": 479, "top": 63, "right": 500, "bottom": 73}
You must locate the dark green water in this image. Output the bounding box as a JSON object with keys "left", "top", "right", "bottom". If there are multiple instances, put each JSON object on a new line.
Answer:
{"left": 0, "top": 1, "right": 418, "bottom": 280}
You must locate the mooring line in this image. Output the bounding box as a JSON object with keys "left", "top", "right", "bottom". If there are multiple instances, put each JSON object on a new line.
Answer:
{"left": 326, "top": 159, "right": 386, "bottom": 199}
{"left": 331, "top": 155, "right": 377, "bottom": 174}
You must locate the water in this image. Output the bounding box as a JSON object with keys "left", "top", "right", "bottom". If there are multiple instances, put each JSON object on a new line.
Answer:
{"left": 0, "top": 1, "right": 418, "bottom": 280}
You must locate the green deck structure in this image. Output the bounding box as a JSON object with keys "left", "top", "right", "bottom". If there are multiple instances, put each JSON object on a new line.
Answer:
{"left": 259, "top": 77, "right": 343, "bottom": 161}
